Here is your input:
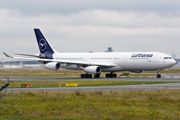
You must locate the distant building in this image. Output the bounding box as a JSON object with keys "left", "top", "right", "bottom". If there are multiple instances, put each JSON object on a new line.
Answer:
{"left": 105, "top": 47, "right": 113, "bottom": 52}
{"left": 172, "top": 50, "right": 176, "bottom": 59}
{"left": 0, "top": 60, "right": 43, "bottom": 69}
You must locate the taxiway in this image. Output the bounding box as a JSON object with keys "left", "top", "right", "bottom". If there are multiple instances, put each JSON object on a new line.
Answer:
{"left": 8, "top": 76, "right": 180, "bottom": 81}
{"left": 7, "top": 83, "right": 180, "bottom": 92}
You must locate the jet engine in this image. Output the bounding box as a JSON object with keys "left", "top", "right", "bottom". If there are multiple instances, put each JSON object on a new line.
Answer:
{"left": 84, "top": 66, "right": 101, "bottom": 74}
{"left": 44, "top": 62, "right": 60, "bottom": 70}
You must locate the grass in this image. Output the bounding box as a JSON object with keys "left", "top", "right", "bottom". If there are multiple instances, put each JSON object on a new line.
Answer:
{"left": 0, "top": 69, "right": 82, "bottom": 77}
{"left": 0, "top": 68, "right": 180, "bottom": 119}
{"left": 2, "top": 81, "right": 180, "bottom": 88}
{"left": 1, "top": 90, "right": 180, "bottom": 119}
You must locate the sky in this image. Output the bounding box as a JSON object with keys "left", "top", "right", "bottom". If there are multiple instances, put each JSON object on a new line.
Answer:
{"left": 1, "top": 0, "right": 180, "bottom": 60}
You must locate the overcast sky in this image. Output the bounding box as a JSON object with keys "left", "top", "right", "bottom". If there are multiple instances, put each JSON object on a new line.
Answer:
{"left": 1, "top": 0, "right": 180, "bottom": 60}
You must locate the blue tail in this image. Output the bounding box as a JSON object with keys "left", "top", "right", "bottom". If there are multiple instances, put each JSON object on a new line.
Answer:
{"left": 34, "top": 28, "right": 55, "bottom": 54}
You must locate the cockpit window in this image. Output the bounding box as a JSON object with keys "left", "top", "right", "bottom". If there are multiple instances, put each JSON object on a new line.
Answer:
{"left": 164, "top": 57, "right": 172, "bottom": 59}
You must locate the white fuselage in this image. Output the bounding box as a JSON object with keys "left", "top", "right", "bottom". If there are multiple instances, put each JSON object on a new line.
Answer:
{"left": 53, "top": 52, "right": 176, "bottom": 72}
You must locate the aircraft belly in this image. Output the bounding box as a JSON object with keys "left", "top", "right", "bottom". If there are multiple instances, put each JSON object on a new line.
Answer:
{"left": 101, "top": 66, "right": 123, "bottom": 72}
{"left": 151, "top": 63, "right": 171, "bottom": 70}
{"left": 120, "top": 60, "right": 153, "bottom": 71}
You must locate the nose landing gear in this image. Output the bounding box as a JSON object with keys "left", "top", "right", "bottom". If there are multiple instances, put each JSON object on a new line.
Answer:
{"left": 156, "top": 74, "right": 161, "bottom": 78}
{"left": 156, "top": 70, "right": 162, "bottom": 78}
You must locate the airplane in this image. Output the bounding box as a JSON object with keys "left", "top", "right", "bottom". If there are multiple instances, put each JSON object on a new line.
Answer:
{"left": 3, "top": 28, "right": 176, "bottom": 78}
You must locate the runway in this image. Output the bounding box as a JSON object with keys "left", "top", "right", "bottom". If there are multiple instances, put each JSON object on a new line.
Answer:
{"left": 7, "top": 83, "right": 180, "bottom": 92}
{"left": 8, "top": 76, "right": 180, "bottom": 81}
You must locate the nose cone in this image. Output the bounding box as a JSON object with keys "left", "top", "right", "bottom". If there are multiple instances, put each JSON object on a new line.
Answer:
{"left": 171, "top": 59, "right": 176, "bottom": 66}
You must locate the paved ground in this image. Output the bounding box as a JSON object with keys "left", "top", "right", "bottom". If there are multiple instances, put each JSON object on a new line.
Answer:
{"left": 6, "top": 83, "right": 180, "bottom": 92}
{"left": 7, "top": 75, "right": 180, "bottom": 81}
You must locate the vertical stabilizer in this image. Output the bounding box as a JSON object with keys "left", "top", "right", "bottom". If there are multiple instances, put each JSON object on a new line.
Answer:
{"left": 34, "top": 29, "right": 56, "bottom": 54}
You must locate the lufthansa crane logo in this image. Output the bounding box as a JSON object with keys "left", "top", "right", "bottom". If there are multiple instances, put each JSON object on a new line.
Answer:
{"left": 39, "top": 39, "right": 47, "bottom": 51}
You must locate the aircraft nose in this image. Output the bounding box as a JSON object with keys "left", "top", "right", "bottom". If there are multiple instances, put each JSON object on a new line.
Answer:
{"left": 171, "top": 59, "right": 176, "bottom": 66}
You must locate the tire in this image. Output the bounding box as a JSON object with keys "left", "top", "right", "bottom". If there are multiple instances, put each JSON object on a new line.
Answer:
{"left": 94, "top": 74, "right": 100, "bottom": 78}
{"left": 156, "top": 74, "right": 161, "bottom": 78}
{"left": 97, "top": 74, "right": 100, "bottom": 78}
{"left": 158, "top": 74, "right": 161, "bottom": 78}
{"left": 88, "top": 74, "right": 92, "bottom": 78}
{"left": 85, "top": 74, "right": 89, "bottom": 78}
{"left": 110, "top": 74, "right": 113, "bottom": 78}
{"left": 113, "top": 73, "right": 117, "bottom": 78}
{"left": 81, "top": 74, "right": 85, "bottom": 78}
{"left": 106, "top": 73, "right": 109, "bottom": 78}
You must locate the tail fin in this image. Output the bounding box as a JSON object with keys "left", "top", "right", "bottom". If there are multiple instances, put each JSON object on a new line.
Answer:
{"left": 34, "top": 28, "right": 56, "bottom": 54}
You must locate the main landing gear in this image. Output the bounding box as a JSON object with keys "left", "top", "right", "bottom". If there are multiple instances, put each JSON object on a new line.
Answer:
{"left": 94, "top": 73, "right": 100, "bottom": 78}
{"left": 81, "top": 73, "right": 100, "bottom": 78}
{"left": 156, "top": 70, "right": 162, "bottom": 78}
{"left": 106, "top": 72, "right": 117, "bottom": 78}
{"left": 81, "top": 74, "right": 92, "bottom": 78}
{"left": 81, "top": 72, "right": 117, "bottom": 78}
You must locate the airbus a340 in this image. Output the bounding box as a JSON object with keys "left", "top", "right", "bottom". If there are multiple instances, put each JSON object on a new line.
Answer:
{"left": 3, "top": 29, "right": 176, "bottom": 78}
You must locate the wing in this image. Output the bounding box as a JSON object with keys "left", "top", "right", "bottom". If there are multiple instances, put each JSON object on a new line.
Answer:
{"left": 3, "top": 52, "right": 117, "bottom": 67}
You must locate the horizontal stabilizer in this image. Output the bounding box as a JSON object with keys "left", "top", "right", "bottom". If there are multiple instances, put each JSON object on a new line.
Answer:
{"left": 3, "top": 52, "right": 12, "bottom": 58}
{"left": 14, "top": 53, "right": 40, "bottom": 58}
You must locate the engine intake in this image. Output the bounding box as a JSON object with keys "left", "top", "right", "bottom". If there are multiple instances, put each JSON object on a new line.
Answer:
{"left": 44, "top": 62, "right": 60, "bottom": 70}
{"left": 84, "top": 66, "right": 101, "bottom": 74}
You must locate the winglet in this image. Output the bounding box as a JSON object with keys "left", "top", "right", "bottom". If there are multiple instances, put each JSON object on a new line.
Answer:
{"left": 3, "top": 52, "right": 13, "bottom": 58}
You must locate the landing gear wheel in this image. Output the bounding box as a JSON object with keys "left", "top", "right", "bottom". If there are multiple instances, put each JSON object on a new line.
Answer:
{"left": 88, "top": 74, "right": 92, "bottom": 78}
{"left": 106, "top": 73, "right": 117, "bottom": 78}
{"left": 94, "top": 74, "right": 100, "bottom": 78}
{"left": 81, "top": 74, "right": 85, "bottom": 78}
{"left": 85, "top": 74, "right": 89, "bottom": 78}
{"left": 113, "top": 73, "right": 117, "bottom": 78}
{"left": 156, "top": 74, "right": 161, "bottom": 78}
{"left": 106, "top": 73, "right": 109, "bottom": 78}
{"left": 110, "top": 74, "right": 113, "bottom": 78}
{"left": 81, "top": 74, "right": 92, "bottom": 78}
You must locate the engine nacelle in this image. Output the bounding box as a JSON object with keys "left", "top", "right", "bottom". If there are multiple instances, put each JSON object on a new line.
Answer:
{"left": 84, "top": 66, "right": 101, "bottom": 74}
{"left": 44, "top": 62, "right": 60, "bottom": 70}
